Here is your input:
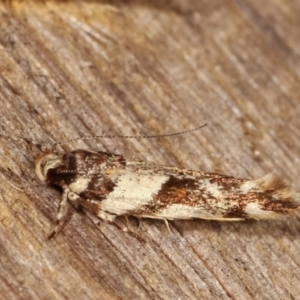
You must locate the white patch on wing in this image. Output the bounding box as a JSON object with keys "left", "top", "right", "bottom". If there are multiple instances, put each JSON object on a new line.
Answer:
{"left": 69, "top": 178, "right": 90, "bottom": 194}
{"left": 244, "top": 202, "right": 277, "bottom": 219}
{"left": 198, "top": 179, "right": 223, "bottom": 198}
{"left": 100, "top": 171, "right": 169, "bottom": 215}
{"left": 153, "top": 204, "right": 224, "bottom": 220}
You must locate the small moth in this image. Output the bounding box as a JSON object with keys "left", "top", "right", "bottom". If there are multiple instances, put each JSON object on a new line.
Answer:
{"left": 34, "top": 125, "right": 299, "bottom": 236}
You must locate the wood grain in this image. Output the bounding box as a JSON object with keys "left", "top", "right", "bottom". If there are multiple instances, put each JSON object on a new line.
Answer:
{"left": 0, "top": 1, "right": 300, "bottom": 299}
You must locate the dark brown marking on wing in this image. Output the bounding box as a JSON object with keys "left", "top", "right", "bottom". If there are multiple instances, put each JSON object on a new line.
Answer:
{"left": 80, "top": 176, "right": 116, "bottom": 200}
{"left": 154, "top": 176, "right": 202, "bottom": 205}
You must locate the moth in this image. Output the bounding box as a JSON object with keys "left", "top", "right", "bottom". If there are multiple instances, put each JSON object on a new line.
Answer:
{"left": 34, "top": 125, "right": 300, "bottom": 236}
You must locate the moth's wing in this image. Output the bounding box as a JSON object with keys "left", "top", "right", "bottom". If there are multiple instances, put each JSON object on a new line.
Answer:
{"left": 68, "top": 154, "right": 300, "bottom": 222}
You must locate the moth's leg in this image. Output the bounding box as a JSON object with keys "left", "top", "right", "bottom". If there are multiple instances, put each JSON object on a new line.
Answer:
{"left": 97, "top": 209, "right": 116, "bottom": 222}
{"left": 68, "top": 192, "right": 117, "bottom": 224}
{"left": 121, "top": 215, "right": 144, "bottom": 231}
{"left": 65, "top": 191, "right": 143, "bottom": 237}
{"left": 82, "top": 205, "right": 133, "bottom": 235}
{"left": 122, "top": 216, "right": 139, "bottom": 233}
{"left": 164, "top": 219, "right": 172, "bottom": 233}
{"left": 83, "top": 208, "right": 131, "bottom": 234}
{"left": 136, "top": 218, "right": 144, "bottom": 231}
{"left": 48, "top": 184, "right": 70, "bottom": 239}
{"left": 124, "top": 216, "right": 139, "bottom": 233}
{"left": 83, "top": 209, "right": 101, "bottom": 226}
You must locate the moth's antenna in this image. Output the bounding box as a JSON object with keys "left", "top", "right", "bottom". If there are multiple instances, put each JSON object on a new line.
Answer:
{"left": 51, "top": 123, "right": 208, "bottom": 151}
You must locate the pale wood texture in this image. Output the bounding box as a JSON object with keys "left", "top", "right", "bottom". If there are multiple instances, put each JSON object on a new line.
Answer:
{"left": 0, "top": 1, "right": 300, "bottom": 299}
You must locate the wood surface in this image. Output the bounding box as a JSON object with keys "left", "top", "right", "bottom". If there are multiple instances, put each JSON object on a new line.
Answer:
{"left": 0, "top": 1, "right": 300, "bottom": 299}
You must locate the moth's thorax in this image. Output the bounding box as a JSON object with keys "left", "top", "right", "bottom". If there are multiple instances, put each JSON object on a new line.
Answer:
{"left": 35, "top": 152, "right": 63, "bottom": 182}
{"left": 35, "top": 149, "right": 126, "bottom": 184}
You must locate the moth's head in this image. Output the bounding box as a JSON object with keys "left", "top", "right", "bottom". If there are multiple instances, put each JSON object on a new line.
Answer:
{"left": 35, "top": 152, "right": 63, "bottom": 182}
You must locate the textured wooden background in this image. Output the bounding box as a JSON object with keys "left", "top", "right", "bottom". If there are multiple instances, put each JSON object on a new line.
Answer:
{"left": 0, "top": 1, "right": 300, "bottom": 299}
